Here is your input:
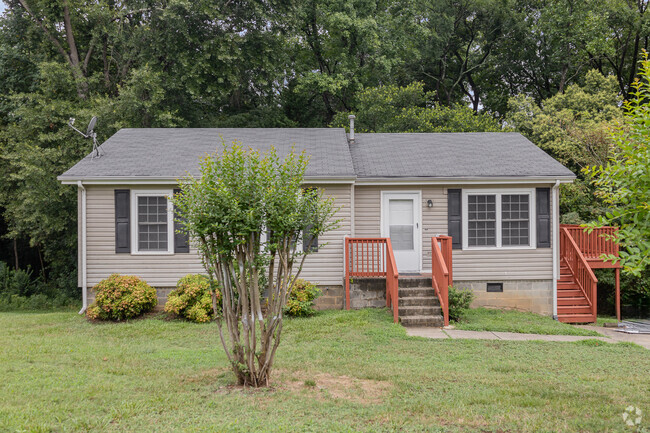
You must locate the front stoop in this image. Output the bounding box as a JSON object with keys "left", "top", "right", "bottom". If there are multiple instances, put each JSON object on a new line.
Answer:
{"left": 398, "top": 278, "right": 444, "bottom": 327}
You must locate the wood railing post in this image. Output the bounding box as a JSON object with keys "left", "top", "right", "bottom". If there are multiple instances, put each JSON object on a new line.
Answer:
{"left": 615, "top": 267, "right": 620, "bottom": 322}
{"left": 344, "top": 237, "right": 351, "bottom": 310}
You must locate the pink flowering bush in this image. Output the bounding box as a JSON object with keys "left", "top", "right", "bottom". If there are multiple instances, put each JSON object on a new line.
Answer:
{"left": 164, "top": 274, "right": 220, "bottom": 323}
{"left": 86, "top": 274, "right": 157, "bottom": 321}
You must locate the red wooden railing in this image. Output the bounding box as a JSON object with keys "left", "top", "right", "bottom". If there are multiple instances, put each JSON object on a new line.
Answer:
{"left": 560, "top": 227, "right": 598, "bottom": 321}
{"left": 344, "top": 238, "right": 399, "bottom": 322}
{"left": 431, "top": 236, "right": 452, "bottom": 326}
{"left": 560, "top": 224, "right": 618, "bottom": 262}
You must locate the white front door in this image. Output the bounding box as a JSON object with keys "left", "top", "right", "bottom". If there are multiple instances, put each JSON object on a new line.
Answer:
{"left": 382, "top": 192, "right": 421, "bottom": 272}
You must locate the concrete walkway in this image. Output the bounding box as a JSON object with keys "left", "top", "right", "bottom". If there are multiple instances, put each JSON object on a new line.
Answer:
{"left": 406, "top": 327, "right": 650, "bottom": 349}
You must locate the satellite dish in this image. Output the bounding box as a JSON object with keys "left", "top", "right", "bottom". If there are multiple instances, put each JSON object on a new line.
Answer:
{"left": 86, "top": 116, "right": 97, "bottom": 136}
{"left": 67, "top": 115, "right": 104, "bottom": 159}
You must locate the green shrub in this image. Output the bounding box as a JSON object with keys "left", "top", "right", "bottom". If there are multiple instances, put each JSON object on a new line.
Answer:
{"left": 86, "top": 274, "right": 157, "bottom": 321}
{"left": 164, "top": 274, "right": 220, "bottom": 323}
{"left": 284, "top": 279, "right": 321, "bottom": 317}
{"left": 0, "top": 261, "right": 38, "bottom": 297}
{"left": 448, "top": 286, "right": 475, "bottom": 322}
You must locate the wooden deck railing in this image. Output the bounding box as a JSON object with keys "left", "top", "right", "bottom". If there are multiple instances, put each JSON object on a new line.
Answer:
{"left": 431, "top": 236, "right": 452, "bottom": 326}
{"left": 560, "top": 227, "right": 598, "bottom": 320}
{"left": 560, "top": 224, "right": 618, "bottom": 263}
{"left": 344, "top": 238, "right": 399, "bottom": 322}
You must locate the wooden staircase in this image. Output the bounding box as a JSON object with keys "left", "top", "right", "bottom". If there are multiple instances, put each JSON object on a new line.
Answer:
{"left": 558, "top": 225, "right": 621, "bottom": 323}
{"left": 557, "top": 259, "right": 596, "bottom": 323}
{"left": 397, "top": 278, "right": 444, "bottom": 327}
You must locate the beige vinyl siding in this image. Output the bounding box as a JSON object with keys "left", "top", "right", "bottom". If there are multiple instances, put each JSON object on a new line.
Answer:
{"left": 353, "top": 184, "right": 554, "bottom": 281}
{"left": 354, "top": 185, "right": 446, "bottom": 268}
{"left": 84, "top": 184, "right": 351, "bottom": 288}
{"left": 452, "top": 185, "right": 553, "bottom": 280}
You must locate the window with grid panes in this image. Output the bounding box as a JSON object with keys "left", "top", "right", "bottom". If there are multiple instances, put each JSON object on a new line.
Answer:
{"left": 137, "top": 196, "right": 168, "bottom": 251}
{"left": 467, "top": 194, "right": 496, "bottom": 246}
{"left": 501, "top": 194, "right": 530, "bottom": 246}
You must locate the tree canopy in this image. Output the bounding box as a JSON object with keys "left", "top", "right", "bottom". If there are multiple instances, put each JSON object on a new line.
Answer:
{"left": 2, "top": 0, "right": 650, "bottom": 298}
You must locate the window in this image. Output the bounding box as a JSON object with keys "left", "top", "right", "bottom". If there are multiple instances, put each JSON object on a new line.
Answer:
{"left": 131, "top": 190, "right": 174, "bottom": 254}
{"left": 462, "top": 189, "right": 535, "bottom": 249}
{"left": 467, "top": 195, "right": 496, "bottom": 246}
{"left": 501, "top": 194, "right": 529, "bottom": 246}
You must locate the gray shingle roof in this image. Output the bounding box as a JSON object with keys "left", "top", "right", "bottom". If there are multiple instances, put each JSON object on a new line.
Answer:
{"left": 350, "top": 132, "right": 575, "bottom": 178}
{"left": 59, "top": 129, "right": 575, "bottom": 181}
{"left": 59, "top": 128, "right": 356, "bottom": 180}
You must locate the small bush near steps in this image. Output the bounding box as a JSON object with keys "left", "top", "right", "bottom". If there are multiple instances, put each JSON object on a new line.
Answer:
{"left": 448, "top": 285, "right": 475, "bottom": 322}
{"left": 284, "top": 279, "right": 321, "bottom": 317}
{"left": 164, "top": 274, "right": 220, "bottom": 323}
{"left": 86, "top": 274, "right": 157, "bottom": 321}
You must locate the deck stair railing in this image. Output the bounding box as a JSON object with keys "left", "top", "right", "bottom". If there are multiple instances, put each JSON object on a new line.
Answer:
{"left": 431, "top": 236, "right": 453, "bottom": 326}
{"left": 560, "top": 227, "right": 598, "bottom": 321}
{"left": 344, "top": 238, "right": 399, "bottom": 322}
{"left": 560, "top": 225, "right": 619, "bottom": 262}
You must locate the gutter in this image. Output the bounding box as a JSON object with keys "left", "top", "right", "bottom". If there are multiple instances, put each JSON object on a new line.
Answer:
{"left": 552, "top": 179, "right": 561, "bottom": 320}
{"left": 58, "top": 175, "right": 358, "bottom": 185}
{"left": 354, "top": 176, "right": 576, "bottom": 185}
{"left": 77, "top": 181, "right": 87, "bottom": 315}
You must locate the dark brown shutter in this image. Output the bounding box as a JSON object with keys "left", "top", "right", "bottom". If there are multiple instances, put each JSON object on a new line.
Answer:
{"left": 303, "top": 224, "right": 318, "bottom": 253}
{"left": 173, "top": 188, "right": 190, "bottom": 253}
{"left": 536, "top": 188, "right": 551, "bottom": 248}
{"left": 114, "top": 189, "right": 130, "bottom": 253}
{"left": 448, "top": 189, "right": 462, "bottom": 249}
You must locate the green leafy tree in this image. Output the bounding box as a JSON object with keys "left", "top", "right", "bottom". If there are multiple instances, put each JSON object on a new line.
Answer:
{"left": 173, "top": 145, "right": 339, "bottom": 387}
{"left": 332, "top": 82, "right": 502, "bottom": 132}
{"left": 586, "top": 55, "right": 650, "bottom": 275}
{"left": 507, "top": 70, "right": 623, "bottom": 223}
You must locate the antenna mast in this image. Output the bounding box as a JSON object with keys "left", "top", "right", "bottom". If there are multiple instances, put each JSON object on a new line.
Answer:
{"left": 68, "top": 116, "right": 104, "bottom": 159}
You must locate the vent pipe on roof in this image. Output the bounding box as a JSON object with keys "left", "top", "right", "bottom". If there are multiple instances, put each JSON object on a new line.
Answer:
{"left": 348, "top": 114, "right": 356, "bottom": 144}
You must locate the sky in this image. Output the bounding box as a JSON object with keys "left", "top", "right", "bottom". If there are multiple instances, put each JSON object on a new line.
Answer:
{"left": 0, "top": 2, "right": 5, "bottom": 14}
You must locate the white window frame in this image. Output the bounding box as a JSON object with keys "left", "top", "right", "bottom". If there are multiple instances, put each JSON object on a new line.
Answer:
{"left": 130, "top": 189, "right": 174, "bottom": 255}
{"left": 462, "top": 188, "right": 536, "bottom": 250}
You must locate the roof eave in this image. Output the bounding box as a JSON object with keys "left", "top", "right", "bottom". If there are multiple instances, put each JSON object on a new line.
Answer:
{"left": 58, "top": 175, "right": 357, "bottom": 185}
{"left": 354, "top": 175, "right": 576, "bottom": 185}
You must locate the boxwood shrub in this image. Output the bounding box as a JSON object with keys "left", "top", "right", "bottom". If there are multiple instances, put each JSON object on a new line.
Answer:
{"left": 86, "top": 274, "right": 157, "bottom": 321}
{"left": 448, "top": 285, "right": 475, "bottom": 322}
{"left": 284, "top": 279, "right": 321, "bottom": 317}
{"left": 164, "top": 274, "right": 220, "bottom": 323}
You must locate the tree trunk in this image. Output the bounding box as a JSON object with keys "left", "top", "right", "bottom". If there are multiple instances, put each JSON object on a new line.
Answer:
{"left": 13, "top": 238, "right": 19, "bottom": 271}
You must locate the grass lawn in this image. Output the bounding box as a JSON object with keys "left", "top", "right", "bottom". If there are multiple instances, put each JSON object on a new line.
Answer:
{"left": 452, "top": 308, "right": 602, "bottom": 336}
{"left": 1, "top": 309, "right": 648, "bottom": 432}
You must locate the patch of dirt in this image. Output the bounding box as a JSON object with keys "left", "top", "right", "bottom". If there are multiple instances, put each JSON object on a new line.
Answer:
{"left": 279, "top": 370, "right": 391, "bottom": 404}
{"left": 187, "top": 367, "right": 391, "bottom": 404}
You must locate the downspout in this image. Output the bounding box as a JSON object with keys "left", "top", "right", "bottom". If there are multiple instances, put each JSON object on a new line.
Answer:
{"left": 77, "top": 181, "right": 87, "bottom": 314}
{"left": 552, "top": 180, "right": 560, "bottom": 320}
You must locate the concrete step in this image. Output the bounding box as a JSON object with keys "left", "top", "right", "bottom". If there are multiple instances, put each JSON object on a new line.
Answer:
{"left": 399, "top": 287, "right": 436, "bottom": 297}
{"left": 399, "top": 296, "right": 440, "bottom": 307}
{"left": 400, "top": 314, "right": 444, "bottom": 327}
{"left": 398, "top": 305, "right": 442, "bottom": 317}
{"left": 398, "top": 277, "right": 432, "bottom": 288}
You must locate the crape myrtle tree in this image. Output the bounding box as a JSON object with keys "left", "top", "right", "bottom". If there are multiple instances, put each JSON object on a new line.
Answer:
{"left": 172, "top": 144, "right": 338, "bottom": 387}
{"left": 586, "top": 54, "right": 650, "bottom": 276}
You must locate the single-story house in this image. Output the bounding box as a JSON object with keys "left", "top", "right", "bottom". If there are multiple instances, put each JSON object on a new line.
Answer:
{"left": 59, "top": 122, "right": 621, "bottom": 325}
